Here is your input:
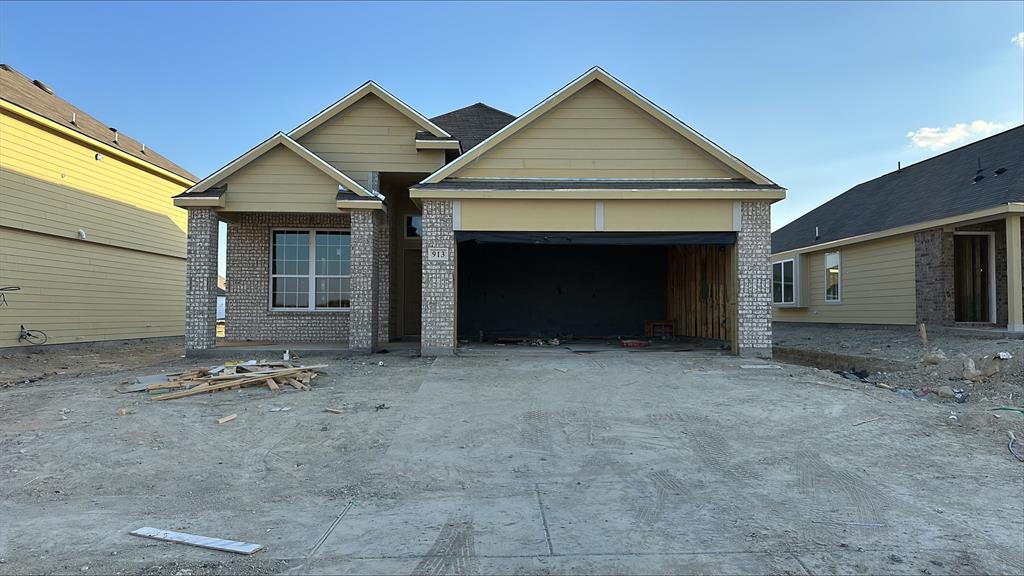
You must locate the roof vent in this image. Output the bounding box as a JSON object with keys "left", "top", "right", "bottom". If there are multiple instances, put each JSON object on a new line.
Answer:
{"left": 972, "top": 174, "right": 984, "bottom": 184}
{"left": 32, "top": 79, "right": 54, "bottom": 94}
{"left": 995, "top": 167, "right": 1007, "bottom": 175}
{"left": 71, "top": 112, "right": 77, "bottom": 125}
{"left": 110, "top": 127, "right": 118, "bottom": 144}
{"left": 141, "top": 143, "right": 146, "bottom": 154}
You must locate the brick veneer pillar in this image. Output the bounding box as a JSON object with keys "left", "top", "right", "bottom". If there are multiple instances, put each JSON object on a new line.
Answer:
{"left": 185, "top": 207, "right": 219, "bottom": 354}
{"left": 421, "top": 200, "right": 456, "bottom": 355}
{"left": 350, "top": 209, "right": 379, "bottom": 351}
{"left": 375, "top": 208, "right": 390, "bottom": 345}
{"left": 736, "top": 201, "right": 772, "bottom": 358}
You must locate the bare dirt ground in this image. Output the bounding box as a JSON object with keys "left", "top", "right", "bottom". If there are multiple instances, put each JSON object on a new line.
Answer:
{"left": 774, "top": 324, "right": 1024, "bottom": 425}
{"left": 0, "top": 338, "right": 185, "bottom": 388}
{"left": 1, "top": 342, "right": 1022, "bottom": 575}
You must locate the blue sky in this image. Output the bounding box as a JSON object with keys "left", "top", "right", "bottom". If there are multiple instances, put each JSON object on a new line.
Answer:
{"left": 2, "top": 1, "right": 1022, "bottom": 236}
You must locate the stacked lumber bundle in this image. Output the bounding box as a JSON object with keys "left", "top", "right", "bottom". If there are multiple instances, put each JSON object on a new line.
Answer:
{"left": 148, "top": 362, "right": 326, "bottom": 401}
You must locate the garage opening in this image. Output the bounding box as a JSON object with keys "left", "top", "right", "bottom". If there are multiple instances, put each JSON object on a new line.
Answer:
{"left": 456, "top": 232, "right": 735, "bottom": 345}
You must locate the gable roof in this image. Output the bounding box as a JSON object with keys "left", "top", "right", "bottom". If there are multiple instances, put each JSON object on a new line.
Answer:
{"left": 0, "top": 63, "right": 197, "bottom": 182}
{"left": 289, "top": 81, "right": 451, "bottom": 140}
{"left": 421, "top": 67, "right": 775, "bottom": 185}
{"left": 174, "top": 132, "right": 374, "bottom": 199}
{"left": 424, "top": 103, "right": 516, "bottom": 151}
{"left": 772, "top": 126, "right": 1024, "bottom": 254}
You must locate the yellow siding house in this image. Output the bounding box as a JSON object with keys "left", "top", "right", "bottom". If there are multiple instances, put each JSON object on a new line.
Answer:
{"left": 0, "top": 65, "right": 196, "bottom": 347}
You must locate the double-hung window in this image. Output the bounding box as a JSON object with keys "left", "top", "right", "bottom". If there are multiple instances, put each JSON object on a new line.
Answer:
{"left": 772, "top": 259, "right": 795, "bottom": 305}
{"left": 825, "top": 251, "right": 841, "bottom": 303}
{"left": 271, "top": 230, "right": 351, "bottom": 310}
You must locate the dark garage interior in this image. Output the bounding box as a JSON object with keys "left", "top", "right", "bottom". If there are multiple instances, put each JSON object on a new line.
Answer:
{"left": 456, "top": 233, "right": 735, "bottom": 343}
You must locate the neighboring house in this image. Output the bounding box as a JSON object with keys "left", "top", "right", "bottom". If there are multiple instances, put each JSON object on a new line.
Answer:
{"left": 216, "top": 276, "right": 227, "bottom": 320}
{"left": 0, "top": 64, "right": 197, "bottom": 347}
{"left": 175, "top": 67, "right": 784, "bottom": 357}
{"left": 771, "top": 127, "right": 1023, "bottom": 332}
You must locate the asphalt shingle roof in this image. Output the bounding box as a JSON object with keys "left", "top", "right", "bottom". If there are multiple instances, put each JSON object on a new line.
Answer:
{"left": 428, "top": 103, "right": 516, "bottom": 151}
{"left": 772, "top": 126, "right": 1024, "bottom": 254}
{"left": 0, "top": 64, "right": 197, "bottom": 182}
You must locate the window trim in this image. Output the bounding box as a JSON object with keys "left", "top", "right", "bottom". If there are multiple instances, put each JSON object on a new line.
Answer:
{"left": 268, "top": 228, "right": 352, "bottom": 312}
{"left": 824, "top": 251, "right": 842, "bottom": 304}
{"left": 772, "top": 258, "right": 796, "bottom": 305}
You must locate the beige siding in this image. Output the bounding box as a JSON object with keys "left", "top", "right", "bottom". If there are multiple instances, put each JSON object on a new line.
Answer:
{"left": 603, "top": 200, "right": 735, "bottom": 231}
{"left": 297, "top": 94, "right": 446, "bottom": 186}
{"left": 453, "top": 82, "right": 742, "bottom": 180}
{"left": 0, "top": 227, "right": 185, "bottom": 347}
{"left": 774, "top": 235, "right": 916, "bottom": 325}
{"left": 219, "top": 144, "right": 340, "bottom": 212}
{"left": 459, "top": 199, "right": 596, "bottom": 231}
{"left": 0, "top": 109, "right": 188, "bottom": 258}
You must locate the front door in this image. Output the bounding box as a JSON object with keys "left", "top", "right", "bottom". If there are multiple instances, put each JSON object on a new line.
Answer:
{"left": 954, "top": 235, "right": 990, "bottom": 322}
{"left": 403, "top": 249, "right": 422, "bottom": 336}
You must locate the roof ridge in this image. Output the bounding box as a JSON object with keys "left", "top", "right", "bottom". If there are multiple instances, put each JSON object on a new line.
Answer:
{"left": 872, "top": 124, "right": 1024, "bottom": 181}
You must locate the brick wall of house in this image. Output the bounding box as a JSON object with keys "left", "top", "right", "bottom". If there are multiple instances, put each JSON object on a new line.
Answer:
{"left": 349, "top": 210, "right": 378, "bottom": 351}
{"left": 737, "top": 200, "right": 773, "bottom": 357}
{"left": 185, "top": 207, "right": 219, "bottom": 352}
{"left": 420, "top": 199, "right": 456, "bottom": 355}
{"left": 225, "top": 212, "right": 352, "bottom": 343}
{"left": 914, "top": 228, "right": 954, "bottom": 325}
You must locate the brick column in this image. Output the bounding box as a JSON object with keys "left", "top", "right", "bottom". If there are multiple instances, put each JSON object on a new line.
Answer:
{"left": 1007, "top": 214, "right": 1023, "bottom": 332}
{"left": 185, "top": 207, "right": 219, "bottom": 354}
{"left": 421, "top": 200, "right": 456, "bottom": 355}
{"left": 375, "top": 208, "right": 390, "bottom": 345}
{"left": 350, "top": 209, "right": 379, "bottom": 352}
{"left": 736, "top": 201, "right": 772, "bottom": 358}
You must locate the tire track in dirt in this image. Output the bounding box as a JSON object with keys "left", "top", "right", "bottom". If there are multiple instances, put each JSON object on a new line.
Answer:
{"left": 411, "top": 514, "right": 477, "bottom": 576}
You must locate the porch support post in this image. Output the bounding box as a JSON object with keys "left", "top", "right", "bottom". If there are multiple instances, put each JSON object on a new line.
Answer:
{"left": 185, "top": 207, "right": 219, "bottom": 354}
{"left": 736, "top": 200, "right": 773, "bottom": 358}
{"left": 421, "top": 199, "right": 457, "bottom": 355}
{"left": 350, "top": 209, "right": 379, "bottom": 352}
{"left": 1007, "top": 214, "right": 1023, "bottom": 332}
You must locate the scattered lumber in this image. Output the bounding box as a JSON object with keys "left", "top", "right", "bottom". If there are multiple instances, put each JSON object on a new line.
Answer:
{"left": 143, "top": 362, "right": 326, "bottom": 401}
{"left": 217, "top": 414, "right": 237, "bottom": 424}
{"left": 129, "top": 526, "right": 263, "bottom": 555}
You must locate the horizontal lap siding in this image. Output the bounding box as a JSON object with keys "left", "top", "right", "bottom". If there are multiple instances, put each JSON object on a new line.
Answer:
{"left": 0, "top": 227, "right": 185, "bottom": 346}
{"left": 219, "top": 145, "right": 340, "bottom": 212}
{"left": 297, "top": 94, "right": 445, "bottom": 185}
{"left": 455, "top": 82, "right": 741, "bottom": 179}
{"left": 774, "top": 235, "right": 916, "bottom": 325}
{"left": 0, "top": 110, "right": 189, "bottom": 258}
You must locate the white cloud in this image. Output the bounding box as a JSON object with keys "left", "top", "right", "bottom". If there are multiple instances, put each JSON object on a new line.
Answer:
{"left": 1013, "top": 32, "right": 1024, "bottom": 48}
{"left": 905, "top": 120, "right": 1015, "bottom": 150}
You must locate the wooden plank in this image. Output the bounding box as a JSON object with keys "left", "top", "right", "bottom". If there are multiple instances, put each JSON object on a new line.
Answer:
{"left": 324, "top": 407, "right": 345, "bottom": 414}
{"left": 129, "top": 527, "right": 263, "bottom": 555}
{"left": 217, "top": 414, "right": 237, "bottom": 424}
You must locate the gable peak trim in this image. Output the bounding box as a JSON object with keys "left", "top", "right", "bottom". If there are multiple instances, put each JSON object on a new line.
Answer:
{"left": 421, "top": 66, "right": 775, "bottom": 186}
{"left": 289, "top": 80, "right": 450, "bottom": 140}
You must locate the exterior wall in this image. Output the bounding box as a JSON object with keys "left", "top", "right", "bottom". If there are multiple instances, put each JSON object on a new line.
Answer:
{"left": 349, "top": 210, "right": 378, "bottom": 351}
{"left": 456, "top": 198, "right": 736, "bottom": 232}
{"left": 375, "top": 208, "right": 391, "bottom": 345}
{"left": 774, "top": 234, "right": 917, "bottom": 325}
{"left": 0, "top": 109, "right": 189, "bottom": 258}
{"left": 1, "top": 227, "right": 185, "bottom": 347}
{"left": 914, "top": 229, "right": 954, "bottom": 325}
{"left": 0, "top": 108, "right": 190, "bottom": 348}
{"left": 297, "top": 94, "right": 445, "bottom": 188}
{"left": 185, "top": 208, "right": 219, "bottom": 352}
{"left": 420, "top": 200, "right": 456, "bottom": 355}
{"left": 736, "top": 201, "right": 772, "bottom": 357}
{"left": 453, "top": 82, "right": 741, "bottom": 180}
{"left": 224, "top": 212, "right": 351, "bottom": 343}
{"left": 218, "top": 144, "right": 340, "bottom": 213}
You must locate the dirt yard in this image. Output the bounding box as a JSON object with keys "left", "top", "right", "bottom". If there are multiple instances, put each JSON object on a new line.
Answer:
{"left": 1, "top": 340, "right": 1022, "bottom": 575}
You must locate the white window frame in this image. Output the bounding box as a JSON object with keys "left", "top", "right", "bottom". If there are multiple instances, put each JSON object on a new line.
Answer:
{"left": 268, "top": 228, "right": 351, "bottom": 312}
{"left": 772, "top": 259, "right": 796, "bottom": 305}
{"left": 824, "top": 251, "right": 842, "bottom": 304}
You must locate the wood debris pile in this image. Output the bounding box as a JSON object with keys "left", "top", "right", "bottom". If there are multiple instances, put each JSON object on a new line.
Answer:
{"left": 136, "top": 362, "right": 326, "bottom": 401}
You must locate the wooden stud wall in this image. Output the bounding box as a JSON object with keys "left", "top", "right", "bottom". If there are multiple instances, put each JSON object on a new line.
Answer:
{"left": 667, "top": 245, "right": 731, "bottom": 341}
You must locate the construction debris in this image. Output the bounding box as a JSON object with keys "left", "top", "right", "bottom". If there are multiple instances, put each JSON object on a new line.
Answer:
{"left": 1008, "top": 431, "right": 1024, "bottom": 462}
{"left": 124, "top": 362, "right": 326, "bottom": 401}
{"left": 129, "top": 527, "right": 263, "bottom": 555}
{"left": 324, "top": 407, "right": 345, "bottom": 414}
{"left": 217, "top": 414, "right": 237, "bottom": 424}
